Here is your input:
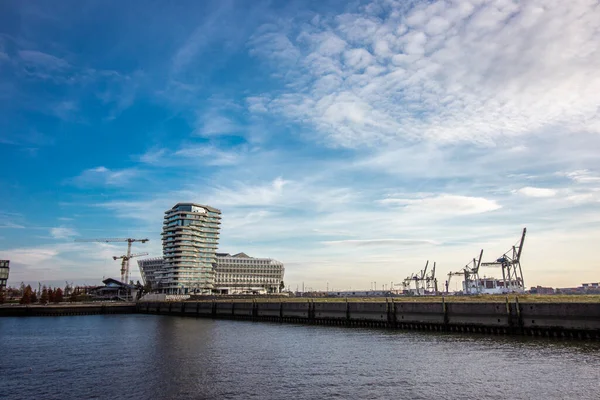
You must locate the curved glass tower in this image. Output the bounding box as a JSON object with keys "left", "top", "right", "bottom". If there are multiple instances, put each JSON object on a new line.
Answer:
{"left": 161, "top": 203, "right": 221, "bottom": 294}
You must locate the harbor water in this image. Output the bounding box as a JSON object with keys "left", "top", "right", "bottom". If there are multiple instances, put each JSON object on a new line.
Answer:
{"left": 1, "top": 315, "right": 598, "bottom": 399}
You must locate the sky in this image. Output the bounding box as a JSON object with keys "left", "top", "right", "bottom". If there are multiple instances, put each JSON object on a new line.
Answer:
{"left": 1, "top": 0, "right": 599, "bottom": 290}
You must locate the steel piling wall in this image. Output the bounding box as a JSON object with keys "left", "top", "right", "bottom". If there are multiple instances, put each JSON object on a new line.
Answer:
{"left": 0, "top": 303, "right": 137, "bottom": 317}
{"left": 138, "top": 299, "right": 600, "bottom": 340}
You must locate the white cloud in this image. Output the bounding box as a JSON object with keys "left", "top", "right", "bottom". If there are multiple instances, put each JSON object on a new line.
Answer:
{"left": 139, "top": 148, "right": 167, "bottom": 164}
{"left": 322, "top": 238, "right": 439, "bottom": 247}
{"left": 138, "top": 145, "right": 244, "bottom": 167}
{"left": 50, "top": 226, "right": 79, "bottom": 240}
{"left": 175, "top": 145, "right": 242, "bottom": 166}
{"left": 0, "top": 222, "right": 25, "bottom": 229}
{"left": 70, "top": 166, "right": 138, "bottom": 187}
{"left": 0, "top": 247, "right": 59, "bottom": 267}
{"left": 196, "top": 112, "right": 241, "bottom": 137}
{"left": 562, "top": 170, "right": 600, "bottom": 184}
{"left": 249, "top": 0, "right": 600, "bottom": 147}
{"left": 0, "top": 242, "right": 143, "bottom": 284}
{"left": 209, "top": 177, "right": 290, "bottom": 207}
{"left": 380, "top": 194, "right": 502, "bottom": 215}
{"left": 516, "top": 187, "right": 557, "bottom": 198}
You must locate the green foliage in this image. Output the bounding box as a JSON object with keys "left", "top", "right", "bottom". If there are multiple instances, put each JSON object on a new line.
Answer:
{"left": 48, "top": 288, "right": 55, "bottom": 303}
{"left": 31, "top": 290, "right": 38, "bottom": 303}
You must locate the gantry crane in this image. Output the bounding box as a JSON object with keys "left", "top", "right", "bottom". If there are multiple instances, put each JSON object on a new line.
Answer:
{"left": 445, "top": 249, "right": 484, "bottom": 294}
{"left": 113, "top": 252, "right": 148, "bottom": 284}
{"left": 445, "top": 271, "right": 462, "bottom": 294}
{"left": 401, "top": 274, "right": 415, "bottom": 292}
{"left": 425, "top": 261, "right": 438, "bottom": 295}
{"left": 74, "top": 238, "right": 149, "bottom": 283}
{"left": 402, "top": 260, "right": 437, "bottom": 295}
{"left": 481, "top": 228, "right": 527, "bottom": 293}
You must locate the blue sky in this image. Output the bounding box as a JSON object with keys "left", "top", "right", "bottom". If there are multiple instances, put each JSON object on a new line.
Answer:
{"left": 1, "top": 0, "right": 599, "bottom": 290}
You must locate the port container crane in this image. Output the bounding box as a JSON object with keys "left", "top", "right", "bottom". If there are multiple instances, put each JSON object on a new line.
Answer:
{"left": 481, "top": 228, "right": 527, "bottom": 292}
{"left": 445, "top": 249, "right": 484, "bottom": 294}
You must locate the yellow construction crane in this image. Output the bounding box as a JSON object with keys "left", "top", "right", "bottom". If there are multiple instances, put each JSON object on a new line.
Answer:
{"left": 113, "top": 252, "right": 148, "bottom": 284}
{"left": 74, "top": 238, "right": 149, "bottom": 283}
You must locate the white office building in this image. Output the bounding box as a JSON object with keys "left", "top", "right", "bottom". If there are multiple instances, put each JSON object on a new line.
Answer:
{"left": 213, "top": 252, "right": 284, "bottom": 294}
{"left": 138, "top": 252, "right": 285, "bottom": 295}
{"left": 161, "top": 203, "right": 221, "bottom": 294}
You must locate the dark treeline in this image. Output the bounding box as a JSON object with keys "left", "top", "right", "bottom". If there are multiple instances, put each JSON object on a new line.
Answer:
{"left": 0, "top": 283, "right": 92, "bottom": 304}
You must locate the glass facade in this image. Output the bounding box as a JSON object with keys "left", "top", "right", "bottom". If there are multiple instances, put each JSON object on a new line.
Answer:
{"left": 160, "top": 203, "right": 221, "bottom": 294}
{"left": 0, "top": 260, "right": 9, "bottom": 290}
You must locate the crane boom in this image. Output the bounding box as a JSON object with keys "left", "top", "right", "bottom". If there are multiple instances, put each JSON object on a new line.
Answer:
{"left": 516, "top": 228, "right": 526, "bottom": 261}
{"left": 479, "top": 228, "right": 527, "bottom": 292}
{"left": 74, "top": 237, "right": 149, "bottom": 283}
{"left": 75, "top": 238, "right": 149, "bottom": 243}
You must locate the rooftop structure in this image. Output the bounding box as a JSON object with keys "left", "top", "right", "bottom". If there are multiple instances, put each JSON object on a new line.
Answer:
{"left": 161, "top": 203, "right": 221, "bottom": 294}
{"left": 88, "top": 278, "right": 139, "bottom": 301}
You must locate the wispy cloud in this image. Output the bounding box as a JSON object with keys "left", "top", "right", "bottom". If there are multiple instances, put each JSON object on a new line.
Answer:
{"left": 322, "top": 238, "right": 439, "bottom": 247}
{"left": 516, "top": 187, "right": 557, "bottom": 198}
{"left": 380, "top": 194, "right": 502, "bottom": 215}
{"left": 0, "top": 212, "right": 25, "bottom": 229}
{"left": 18, "top": 50, "right": 70, "bottom": 70}
{"left": 249, "top": 0, "right": 600, "bottom": 147}
{"left": 195, "top": 110, "right": 242, "bottom": 137}
{"left": 0, "top": 222, "right": 25, "bottom": 229}
{"left": 50, "top": 226, "right": 79, "bottom": 240}
{"left": 138, "top": 145, "right": 245, "bottom": 167}
{"left": 70, "top": 166, "right": 139, "bottom": 187}
{"left": 4, "top": 0, "right": 600, "bottom": 289}
{"left": 0, "top": 242, "right": 140, "bottom": 284}
{"left": 561, "top": 170, "right": 600, "bottom": 184}
{"left": 175, "top": 145, "right": 243, "bottom": 166}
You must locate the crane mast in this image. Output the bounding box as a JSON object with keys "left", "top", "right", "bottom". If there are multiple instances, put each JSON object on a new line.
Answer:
{"left": 481, "top": 228, "right": 527, "bottom": 293}
{"left": 446, "top": 249, "right": 484, "bottom": 295}
{"left": 403, "top": 260, "right": 438, "bottom": 295}
{"left": 74, "top": 238, "right": 149, "bottom": 283}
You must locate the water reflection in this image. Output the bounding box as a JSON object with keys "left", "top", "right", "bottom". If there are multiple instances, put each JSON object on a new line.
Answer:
{"left": 1, "top": 315, "right": 598, "bottom": 400}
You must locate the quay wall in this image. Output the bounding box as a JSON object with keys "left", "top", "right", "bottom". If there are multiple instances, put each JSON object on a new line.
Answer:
{"left": 138, "top": 300, "right": 600, "bottom": 340}
{"left": 3, "top": 300, "right": 598, "bottom": 340}
{"left": 0, "top": 303, "right": 136, "bottom": 317}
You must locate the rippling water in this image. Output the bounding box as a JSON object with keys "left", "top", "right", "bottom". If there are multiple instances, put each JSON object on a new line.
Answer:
{"left": 1, "top": 315, "right": 598, "bottom": 400}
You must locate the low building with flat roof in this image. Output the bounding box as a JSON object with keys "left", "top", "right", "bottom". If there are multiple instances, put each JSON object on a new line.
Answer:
{"left": 213, "top": 252, "right": 284, "bottom": 295}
